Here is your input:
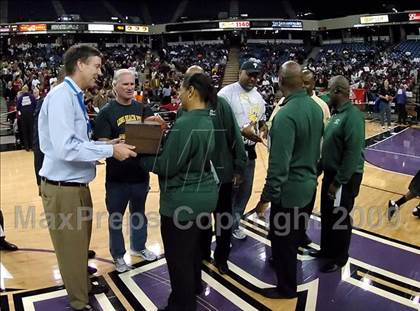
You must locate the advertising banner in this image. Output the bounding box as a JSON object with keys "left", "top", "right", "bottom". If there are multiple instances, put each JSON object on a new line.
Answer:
{"left": 219, "top": 21, "right": 250, "bottom": 29}
{"left": 18, "top": 24, "right": 47, "bottom": 32}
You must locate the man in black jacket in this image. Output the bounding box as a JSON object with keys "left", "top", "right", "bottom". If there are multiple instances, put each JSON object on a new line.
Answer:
{"left": 33, "top": 95, "right": 44, "bottom": 196}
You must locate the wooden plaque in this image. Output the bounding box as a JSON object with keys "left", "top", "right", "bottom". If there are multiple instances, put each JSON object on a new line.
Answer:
{"left": 125, "top": 121, "right": 163, "bottom": 155}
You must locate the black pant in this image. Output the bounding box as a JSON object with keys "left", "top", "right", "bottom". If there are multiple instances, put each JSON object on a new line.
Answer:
{"left": 416, "top": 105, "right": 420, "bottom": 122}
{"left": 20, "top": 111, "right": 34, "bottom": 150}
{"left": 0, "top": 210, "right": 4, "bottom": 239}
{"left": 301, "top": 191, "right": 317, "bottom": 244}
{"left": 269, "top": 198, "right": 314, "bottom": 295}
{"left": 161, "top": 215, "right": 202, "bottom": 311}
{"left": 397, "top": 105, "right": 407, "bottom": 124}
{"left": 200, "top": 182, "right": 233, "bottom": 264}
{"left": 34, "top": 150, "right": 44, "bottom": 186}
{"left": 320, "top": 172, "right": 363, "bottom": 266}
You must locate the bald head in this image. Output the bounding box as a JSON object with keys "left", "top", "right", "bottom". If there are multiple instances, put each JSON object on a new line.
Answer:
{"left": 328, "top": 75, "right": 350, "bottom": 96}
{"left": 186, "top": 65, "right": 204, "bottom": 76}
{"left": 302, "top": 69, "right": 315, "bottom": 96}
{"left": 279, "top": 61, "right": 303, "bottom": 93}
{"left": 328, "top": 75, "right": 350, "bottom": 107}
{"left": 302, "top": 69, "right": 314, "bottom": 80}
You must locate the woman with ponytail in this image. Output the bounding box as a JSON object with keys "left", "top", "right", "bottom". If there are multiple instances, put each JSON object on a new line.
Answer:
{"left": 142, "top": 73, "right": 219, "bottom": 311}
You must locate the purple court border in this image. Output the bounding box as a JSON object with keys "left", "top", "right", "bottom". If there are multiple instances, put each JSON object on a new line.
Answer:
{"left": 12, "top": 276, "right": 125, "bottom": 311}
{"left": 365, "top": 128, "right": 420, "bottom": 176}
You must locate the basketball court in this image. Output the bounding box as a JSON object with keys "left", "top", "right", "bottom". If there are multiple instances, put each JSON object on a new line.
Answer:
{"left": 0, "top": 122, "right": 419, "bottom": 310}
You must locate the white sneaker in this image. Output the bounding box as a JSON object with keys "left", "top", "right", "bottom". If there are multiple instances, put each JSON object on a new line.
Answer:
{"left": 387, "top": 200, "right": 399, "bottom": 220}
{"left": 131, "top": 248, "right": 157, "bottom": 261}
{"left": 114, "top": 257, "right": 130, "bottom": 273}
{"left": 412, "top": 205, "right": 420, "bottom": 217}
{"left": 232, "top": 228, "right": 247, "bottom": 240}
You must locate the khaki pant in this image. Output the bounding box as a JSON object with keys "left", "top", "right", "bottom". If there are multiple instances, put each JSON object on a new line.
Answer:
{"left": 41, "top": 181, "right": 93, "bottom": 310}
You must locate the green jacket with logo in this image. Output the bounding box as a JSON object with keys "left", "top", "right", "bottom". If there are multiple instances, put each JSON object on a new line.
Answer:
{"left": 261, "top": 90, "right": 324, "bottom": 208}
{"left": 142, "top": 109, "right": 218, "bottom": 221}
{"left": 178, "top": 96, "right": 247, "bottom": 184}
{"left": 321, "top": 101, "right": 365, "bottom": 186}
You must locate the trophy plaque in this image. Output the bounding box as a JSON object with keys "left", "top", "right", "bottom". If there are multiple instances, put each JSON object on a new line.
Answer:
{"left": 125, "top": 120, "right": 164, "bottom": 155}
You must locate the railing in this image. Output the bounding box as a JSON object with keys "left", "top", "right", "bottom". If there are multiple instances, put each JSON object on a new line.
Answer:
{"left": 0, "top": 110, "right": 16, "bottom": 117}
{"left": 0, "top": 110, "right": 15, "bottom": 126}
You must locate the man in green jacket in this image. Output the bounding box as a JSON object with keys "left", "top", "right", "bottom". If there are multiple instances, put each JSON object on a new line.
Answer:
{"left": 309, "top": 75, "right": 365, "bottom": 273}
{"left": 256, "top": 61, "right": 324, "bottom": 298}
{"left": 179, "top": 66, "right": 247, "bottom": 275}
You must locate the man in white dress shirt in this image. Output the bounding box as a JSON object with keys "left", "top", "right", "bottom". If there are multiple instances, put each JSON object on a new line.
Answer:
{"left": 39, "top": 44, "right": 137, "bottom": 311}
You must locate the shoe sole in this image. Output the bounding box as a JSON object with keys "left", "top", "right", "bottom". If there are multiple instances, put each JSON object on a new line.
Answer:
{"left": 130, "top": 251, "right": 157, "bottom": 261}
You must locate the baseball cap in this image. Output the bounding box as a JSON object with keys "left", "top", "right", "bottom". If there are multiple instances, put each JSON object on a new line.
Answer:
{"left": 241, "top": 60, "right": 261, "bottom": 74}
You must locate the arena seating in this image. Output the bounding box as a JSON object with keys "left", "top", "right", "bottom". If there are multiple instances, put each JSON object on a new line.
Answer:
{"left": 393, "top": 40, "right": 420, "bottom": 59}
{"left": 239, "top": 43, "right": 308, "bottom": 106}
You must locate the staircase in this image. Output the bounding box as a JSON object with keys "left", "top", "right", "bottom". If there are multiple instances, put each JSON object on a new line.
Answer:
{"left": 0, "top": 97, "right": 11, "bottom": 136}
{"left": 221, "top": 48, "right": 240, "bottom": 88}
{"left": 303, "top": 46, "right": 321, "bottom": 67}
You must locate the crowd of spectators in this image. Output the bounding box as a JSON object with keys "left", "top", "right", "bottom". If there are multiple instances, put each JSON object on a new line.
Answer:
{"left": 237, "top": 41, "right": 419, "bottom": 122}
{"left": 1, "top": 40, "right": 419, "bottom": 147}
{"left": 1, "top": 43, "right": 228, "bottom": 104}
{"left": 307, "top": 42, "right": 419, "bottom": 101}
{"left": 239, "top": 43, "right": 308, "bottom": 107}
{"left": 0, "top": 42, "right": 228, "bottom": 147}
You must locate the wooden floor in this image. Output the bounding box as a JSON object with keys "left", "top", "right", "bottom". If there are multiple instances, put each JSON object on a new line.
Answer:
{"left": 0, "top": 121, "right": 419, "bottom": 310}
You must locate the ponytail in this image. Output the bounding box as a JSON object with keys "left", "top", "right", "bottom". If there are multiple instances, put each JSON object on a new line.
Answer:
{"left": 182, "top": 73, "right": 217, "bottom": 107}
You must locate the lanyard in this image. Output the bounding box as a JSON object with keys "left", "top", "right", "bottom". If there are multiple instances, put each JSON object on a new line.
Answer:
{"left": 64, "top": 79, "right": 92, "bottom": 139}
